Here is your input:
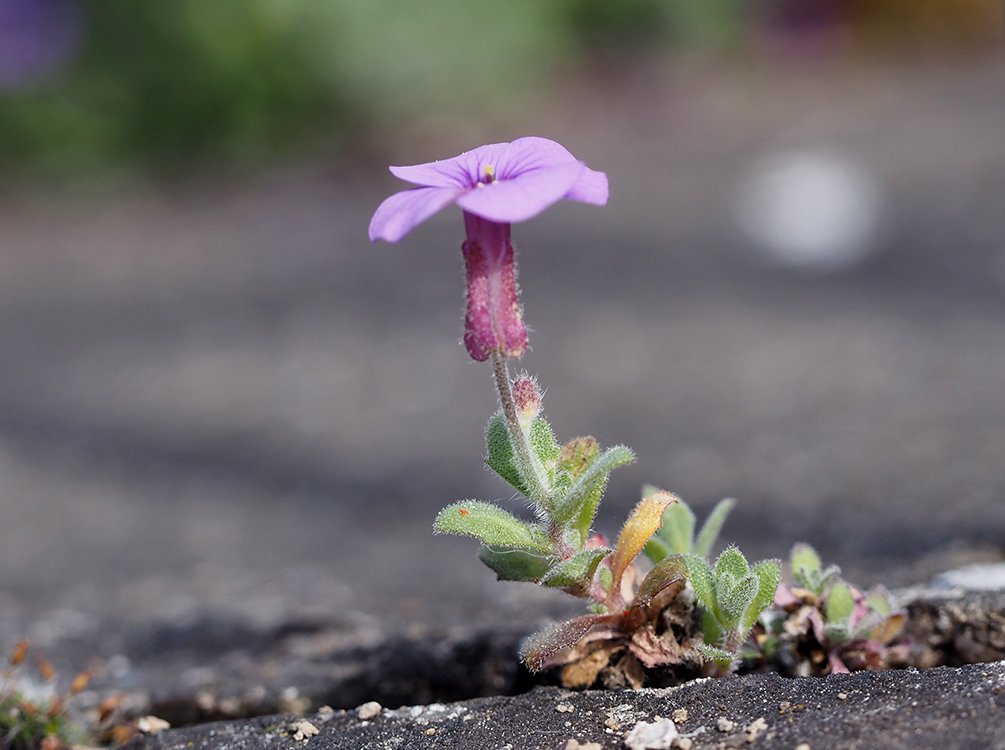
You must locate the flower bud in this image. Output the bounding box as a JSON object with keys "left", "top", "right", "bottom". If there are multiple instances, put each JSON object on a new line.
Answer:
{"left": 461, "top": 212, "right": 527, "bottom": 362}
{"left": 512, "top": 375, "right": 542, "bottom": 429}
{"left": 558, "top": 436, "right": 601, "bottom": 479}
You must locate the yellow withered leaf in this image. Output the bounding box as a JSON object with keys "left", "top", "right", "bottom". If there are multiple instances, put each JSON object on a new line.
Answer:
{"left": 609, "top": 491, "right": 678, "bottom": 596}
{"left": 37, "top": 655, "right": 56, "bottom": 682}
{"left": 70, "top": 671, "right": 91, "bottom": 694}
{"left": 9, "top": 639, "right": 29, "bottom": 666}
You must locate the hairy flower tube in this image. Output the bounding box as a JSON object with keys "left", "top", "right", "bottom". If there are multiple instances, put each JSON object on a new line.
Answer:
{"left": 368, "top": 136, "right": 608, "bottom": 362}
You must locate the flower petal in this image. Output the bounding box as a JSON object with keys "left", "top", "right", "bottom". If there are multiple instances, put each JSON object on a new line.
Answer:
{"left": 455, "top": 162, "right": 585, "bottom": 224}
{"left": 495, "top": 136, "right": 580, "bottom": 179}
{"left": 389, "top": 141, "right": 509, "bottom": 188}
{"left": 565, "top": 165, "right": 609, "bottom": 206}
{"left": 368, "top": 186, "right": 460, "bottom": 243}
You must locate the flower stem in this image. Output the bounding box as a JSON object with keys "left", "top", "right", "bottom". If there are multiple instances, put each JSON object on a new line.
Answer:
{"left": 490, "top": 351, "right": 551, "bottom": 509}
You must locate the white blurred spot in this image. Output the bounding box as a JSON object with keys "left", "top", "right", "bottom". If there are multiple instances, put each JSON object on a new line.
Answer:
{"left": 734, "top": 150, "right": 883, "bottom": 271}
{"left": 934, "top": 562, "right": 1005, "bottom": 591}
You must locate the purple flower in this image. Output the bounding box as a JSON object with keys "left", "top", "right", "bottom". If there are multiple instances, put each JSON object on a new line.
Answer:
{"left": 369, "top": 137, "right": 608, "bottom": 361}
{"left": 0, "top": 0, "right": 83, "bottom": 91}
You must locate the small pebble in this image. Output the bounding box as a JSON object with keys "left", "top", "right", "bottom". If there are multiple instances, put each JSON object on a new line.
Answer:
{"left": 280, "top": 686, "right": 311, "bottom": 715}
{"left": 745, "top": 717, "right": 768, "bottom": 743}
{"left": 674, "top": 738, "right": 693, "bottom": 750}
{"left": 356, "top": 701, "right": 382, "bottom": 721}
{"left": 837, "top": 693, "right": 848, "bottom": 700}
{"left": 425, "top": 728, "right": 436, "bottom": 735}
{"left": 796, "top": 744, "right": 811, "bottom": 750}
{"left": 624, "top": 718, "right": 678, "bottom": 750}
{"left": 136, "top": 716, "right": 170, "bottom": 735}
{"left": 288, "top": 720, "right": 319, "bottom": 742}
{"left": 717, "top": 717, "right": 736, "bottom": 732}
{"left": 564, "top": 741, "right": 603, "bottom": 750}
{"left": 556, "top": 702, "right": 575, "bottom": 713}
{"left": 195, "top": 690, "right": 216, "bottom": 712}
{"left": 672, "top": 708, "right": 688, "bottom": 724}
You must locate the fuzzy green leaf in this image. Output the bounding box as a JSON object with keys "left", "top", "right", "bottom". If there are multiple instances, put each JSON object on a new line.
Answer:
{"left": 485, "top": 412, "right": 527, "bottom": 494}
{"left": 597, "top": 565, "right": 613, "bottom": 593}
{"left": 478, "top": 545, "right": 552, "bottom": 582}
{"left": 819, "top": 565, "right": 843, "bottom": 593}
{"left": 742, "top": 559, "right": 782, "bottom": 632}
{"left": 790, "top": 543, "right": 821, "bottom": 574}
{"left": 635, "top": 553, "right": 688, "bottom": 608}
{"left": 825, "top": 581, "right": 856, "bottom": 624}
{"left": 693, "top": 498, "right": 736, "bottom": 559}
{"left": 528, "top": 418, "right": 561, "bottom": 476}
{"left": 790, "top": 542, "right": 823, "bottom": 591}
{"left": 865, "top": 587, "right": 892, "bottom": 617}
{"left": 640, "top": 483, "right": 663, "bottom": 499}
{"left": 520, "top": 614, "right": 616, "bottom": 672}
{"left": 720, "top": 575, "right": 758, "bottom": 629}
{"left": 696, "top": 642, "right": 735, "bottom": 667}
{"left": 824, "top": 621, "right": 851, "bottom": 644}
{"left": 540, "top": 547, "right": 612, "bottom": 594}
{"left": 643, "top": 536, "right": 672, "bottom": 564}
{"left": 659, "top": 501, "right": 696, "bottom": 555}
{"left": 553, "top": 445, "right": 635, "bottom": 536}
{"left": 715, "top": 546, "right": 751, "bottom": 591}
{"left": 684, "top": 554, "right": 716, "bottom": 612}
{"left": 434, "top": 501, "right": 549, "bottom": 551}
{"left": 700, "top": 608, "right": 725, "bottom": 646}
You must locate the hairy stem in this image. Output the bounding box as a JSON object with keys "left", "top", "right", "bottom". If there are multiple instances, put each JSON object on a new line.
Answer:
{"left": 491, "top": 351, "right": 551, "bottom": 509}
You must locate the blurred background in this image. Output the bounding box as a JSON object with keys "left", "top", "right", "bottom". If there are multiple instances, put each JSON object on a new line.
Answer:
{"left": 1, "top": 0, "right": 1003, "bottom": 648}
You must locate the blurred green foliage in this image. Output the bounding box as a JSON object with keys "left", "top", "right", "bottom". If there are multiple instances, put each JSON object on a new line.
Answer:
{"left": 0, "top": 0, "right": 699, "bottom": 177}
{"left": 0, "top": 0, "right": 992, "bottom": 177}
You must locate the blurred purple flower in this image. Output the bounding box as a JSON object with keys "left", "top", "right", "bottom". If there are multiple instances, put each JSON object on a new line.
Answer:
{"left": 369, "top": 137, "right": 608, "bottom": 361}
{"left": 0, "top": 0, "right": 82, "bottom": 91}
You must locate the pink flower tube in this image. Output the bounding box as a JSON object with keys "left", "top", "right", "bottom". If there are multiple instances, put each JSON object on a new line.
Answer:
{"left": 369, "top": 137, "right": 608, "bottom": 361}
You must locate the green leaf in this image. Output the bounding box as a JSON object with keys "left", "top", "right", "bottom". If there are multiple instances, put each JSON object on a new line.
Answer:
{"left": 693, "top": 498, "right": 736, "bottom": 558}
{"left": 819, "top": 565, "right": 843, "bottom": 593}
{"left": 540, "top": 547, "right": 612, "bottom": 594}
{"left": 520, "top": 613, "right": 617, "bottom": 672}
{"left": 714, "top": 546, "right": 750, "bottom": 591}
{"left": 719, "top": 575, "right": 758, "bottom": 629}
{"left": 742, "top": 559, "right": 782, "bottom": 632}
{"left": 825, "top": 581, "right": 856, "bottom": 624}
{"left": 684, "top": 554, "right": 716, "bottom": 611}
{"left": 696, "top": 642, "right": 735, "bottom": 667}
{"left": 433, "top": 501, "right": 549, "bottom": 551}
{"left": 643, "top": 536, "right": 672, "bottom": 564}
{"left": 485, "top": 412, "right": 527, "bottom": 494}
{"left": 597, "top": 565, "right": 613, "bottom": 595}
{"left": 528, "top": 418, "right": 561, "bottom": 476}
{"left": 699, "top": 608, "right": 725, "bottom": 646}
{"left": 478, "top": 545, "right": 552, "bottom": 582}
{"left": 553, "top": 445, "right": 635, "bottom": 536}
{"left": 658, "top": 501, "right": 695, "bottom": 555}
{"left": 640, "top": 483, "right": 663, "bottom": 499}
{"left": 864, "top": 587, "right": 892, "bottom": 617}
{"left": 824, "top": 621, "right": 851, "bottom": 644}
{"left": 634, "top": 553, "right": 688, "bottom": 608}
{"left": 790, "top": 543, "right": 822, "bottom": 591}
